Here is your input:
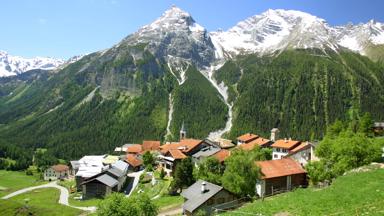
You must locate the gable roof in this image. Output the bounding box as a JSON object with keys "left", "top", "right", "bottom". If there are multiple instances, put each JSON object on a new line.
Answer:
{"left": 239, "top": 137, "right": 271, "bottom": 151}
{"left": 212, "top": 149, "right": 231, "bottom": 163}
{"left": 181, "top": 180, "right": 225, "bottom": 213}
{"left": 168, "top": 149, "right": 187, "bottom": 159}
{"left": 237, "top": 133, "right": 258, "bottom": 142}
{"left": 111, "top": 160, "right": 129, "bottom": 173}
{"left": 106, "top": 167, "right": 125, "bottom": 178}
{"left": 82, "top": 174, "right": 119, "bottom": 187}
{"left": 125, "top": 154, "right": 143, "bottom": 167}
{"left": 256, "top": 158, "right": 306, "bottom": 179}
{"left": 161, "top": 139, "right": 203, "bottom": 155}
{"left": 142, "top": 140, "right": 161, "bottom": 152}
{"left": 290, "top": 142, "right": 311, "bottom": 154}
{"left": 271, "top": 139, "right": 301, "bottom": 150}
{"left": 192, "top": 146, "right": 221, "bottom": 159}
{"left": 51, "top": 164, "right": 69, "bottom": 172}
{"left": 126, "top": 144, "right": 142, "bottom": 154}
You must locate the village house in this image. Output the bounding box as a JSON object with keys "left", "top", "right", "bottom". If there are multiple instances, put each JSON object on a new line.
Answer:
{"left": 236, "top": 133, "right": 258, "bottom": 145}
{"left": 212, "top": 149, "right": 231, "bottom": 164}
{"left": 73, "top": 155, "right": 108, "bottom": 191}
{"left": 271, "top": 138, "right": 302, "bottom": 160}
{"left": 142, "top": 140, "right": 161, "bottom": 152}
{"left": 214, "top": 138, "right": 235, "bottom": 149}
{"left": 192, "top": 144, "right": 221, "bottom": 166}
{"left": 158, "top": 139, "right": 205, "bottom": 175}
{"left": 44, "top": 164, "right": 70, "bottom": 181}
{"left": 256, "top": 158, "right": 307, "bottom": 197}
{"left": 81, "top": 159, "right": 129, "bottom": 199}
{"left": 181, "top": 180, "right": 238, "bottom": 216}
{"left": 238, "top": 137, "right": 272, "bottom": 151}
{"left": 285, "top": 141, "right": 319, "bottom": 166}
{"left": 125, "top": 154, "right": 143, "bottom": 172}
{"left": 114, "top": 143, "right": 137, "bottom": 154}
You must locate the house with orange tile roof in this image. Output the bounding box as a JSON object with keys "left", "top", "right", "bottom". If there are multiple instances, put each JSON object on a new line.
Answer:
{"left": 125, "top": 154, "right": 143, "bottom": 172}
{"left": 256, "top": 158, "right": 307, "bottom": 197}
{"left": 126, "top": 144, "right": 143, "bottom": 155}
{"left": 142, "top": 140, "right": 161, "bottom": 152}
{"left": 239, "top": 137, "right": 272, "bottom": 151}
{"left": 158, "top": 139, "right": 216, "bottom": 176}
{"left": 236, "top": 133, "right": 259, "bottom": 145}
{"left": 271, "top": 138, "right": 302, "bottom": 160}
{"left": 212, "top": 149, "right": 231, "bottom": 163}
{"left": 44, "top": 164, "right": 70, "bottom": 181}
{"left": 284, "top": 141, "right": 319, "bottom": 166}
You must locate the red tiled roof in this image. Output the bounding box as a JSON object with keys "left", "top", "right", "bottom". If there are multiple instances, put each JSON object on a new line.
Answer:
{"left": 256, "top": 158, "right": 306, "bottom": 179}
{"left": 290, "top": 142, "right": 311, "bottom": 153}
{"left": 142, "top": 140, "right": 161, "bottom": 152}
{"left": 125, "top": 154, "right": 143, "bottom": 167}
{"left": 237, "top": 133, "right": 259, "bottom": 143}
{"left": 239, "top": 137, "right": 271, "bottom": 150}
{"left": 179, "top": 139, "right": 203, "bottom": 153}
{"left": 271, "top": 139, "right": 301, "bottom": 150}
{"left": 213, "top": 149, "right": 231, "bottom": 162}
{"left": 160, "top": 139, "right": 203, "bottom": 155}
{"left": 168, "top": 149, "right": 187, "bottom": 159}
{"left": 51, "top": 164, "right": 69, "bottom": 172}
{"left": 126, "top": 144, "right": 142, "bottom": 154}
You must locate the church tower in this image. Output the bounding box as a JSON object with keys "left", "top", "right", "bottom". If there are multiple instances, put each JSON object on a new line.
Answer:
{"left": 180, "top": 122, "right": 187, "bottom": 140}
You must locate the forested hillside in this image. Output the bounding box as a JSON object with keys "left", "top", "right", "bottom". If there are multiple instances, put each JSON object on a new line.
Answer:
{"left": 215, "top": 49, "right": 384, "bottom": 140}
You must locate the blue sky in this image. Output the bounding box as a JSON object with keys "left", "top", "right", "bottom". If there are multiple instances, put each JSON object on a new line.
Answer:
{"left": 1, "top": 0, "right": 383, "bottom": 59}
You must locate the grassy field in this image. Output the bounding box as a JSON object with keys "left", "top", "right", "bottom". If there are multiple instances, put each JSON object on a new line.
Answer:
{"left": 131, "top": 172, "right": 184, "bottom": 210}
{"left": 223, "top": 168, "right": 384, "bottom": 216}
{"left": 0, "top": 188, "right": 83, "bottom": 216}
{"left": 0, "top": 170, "right": 43, "bottom": 197}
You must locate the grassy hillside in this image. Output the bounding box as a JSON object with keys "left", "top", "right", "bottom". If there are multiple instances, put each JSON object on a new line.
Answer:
{"left": 223, "top": 167, "right": 384, "bottom": 216}
{"left": 0, "top": 188, "right": 83, "bottom": 216}
{"left": 0, "top": 170, "right": 43, "bottom": 197}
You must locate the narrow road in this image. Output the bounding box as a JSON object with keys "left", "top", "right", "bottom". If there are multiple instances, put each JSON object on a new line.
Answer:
{"left": 1, "top": 181, "right": 96, "bottom": 212}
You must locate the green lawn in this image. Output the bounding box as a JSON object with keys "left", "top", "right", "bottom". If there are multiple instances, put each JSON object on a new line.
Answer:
{"left": 132, "top": 173, "right": 184, "bottom": 210}
{"left": 153, "top": 195, "right": 184, "bottom": 210}
{"left": 69, "top": 192, "right": 102, "bottom": 207}
{"left": 0, "top": 170, "right": 43, "bottom": 197}
{"left": 0, "top": 188, "right": 83, "bottom": 216}
{"left": 223, "top": 168, "right": 384, "bottom": 216}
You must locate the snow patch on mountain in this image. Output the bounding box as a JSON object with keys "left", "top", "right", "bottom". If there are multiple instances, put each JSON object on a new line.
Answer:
{"left": 0, "top": 50, "right": 65, "bottom": 77}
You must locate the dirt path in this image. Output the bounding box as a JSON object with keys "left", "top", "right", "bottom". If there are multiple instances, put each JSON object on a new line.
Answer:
{"left": 158, "top": 206, "right": 183, "bottom": 216}
{"left": 1, "top": 181, "right": 96, "bottom": 212}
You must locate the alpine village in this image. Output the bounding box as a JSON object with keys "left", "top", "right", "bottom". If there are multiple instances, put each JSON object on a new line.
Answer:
{"left": 1, "top": 3, "right": 384, "bottom": 216}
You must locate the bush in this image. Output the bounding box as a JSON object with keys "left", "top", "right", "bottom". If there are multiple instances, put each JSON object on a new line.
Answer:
{"left": 159, "top": 168, "right": 166, "bottom": 179}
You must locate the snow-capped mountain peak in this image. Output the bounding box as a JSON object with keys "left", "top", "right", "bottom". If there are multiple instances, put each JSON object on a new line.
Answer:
{"left": 0, "top": 51, "right": 65, "bottom": 77}
{"left": 210, "top": 9, "right": 338, "bottom": 57}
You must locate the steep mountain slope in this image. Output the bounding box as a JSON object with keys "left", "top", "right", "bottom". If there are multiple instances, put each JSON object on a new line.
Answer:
{"left": 0, "top": 7, "right": 384, "bottom": 163}
{"left": 0, "top": 51, "right": 64, "bottom": 77}
{"left": 215, "top": 49, "right": 384, "bottom": 140}
{"left": 0, "top": 6, "right": 227, "bottom": 160}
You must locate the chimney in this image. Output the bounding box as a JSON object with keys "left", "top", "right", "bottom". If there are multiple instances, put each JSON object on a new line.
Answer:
{"left": 284, "top": 138, "right": 287, "bottom": 143}
{"left": 270, "top": 128, "right": 279, "bottom": 142}
{"left": 201, "top": 181, "right": 207, "bottom": 193}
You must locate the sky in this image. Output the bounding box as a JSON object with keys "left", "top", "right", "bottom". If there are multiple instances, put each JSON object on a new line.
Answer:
{"left": 1, "top": 0, "right": 383, "bottom": 59}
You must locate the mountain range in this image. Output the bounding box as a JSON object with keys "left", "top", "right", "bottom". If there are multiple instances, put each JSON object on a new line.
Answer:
{"left": 0, "top": 6, "right": 383, "bottom": 162}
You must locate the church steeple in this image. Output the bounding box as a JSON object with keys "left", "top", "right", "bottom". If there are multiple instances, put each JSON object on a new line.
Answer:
{"left": 180, "top": 122, "right": 187, "bottom": 140}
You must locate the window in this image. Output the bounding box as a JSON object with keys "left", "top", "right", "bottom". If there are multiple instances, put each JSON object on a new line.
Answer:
{"left": 274, "top": 154, "right": 278, "bottom": 158}
{"left": 282, "top": 149, "right": 288, "bottom": 153}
